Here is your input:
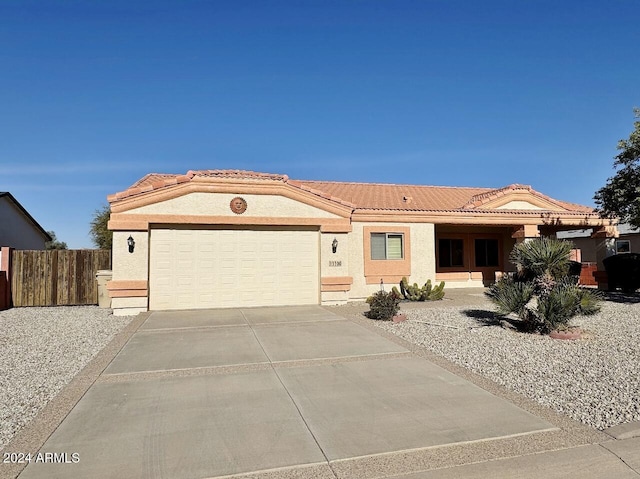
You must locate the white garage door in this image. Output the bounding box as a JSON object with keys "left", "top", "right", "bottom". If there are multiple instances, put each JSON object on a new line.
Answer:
{"left": 149, "top": 227, "right": 319, "bottom": 310}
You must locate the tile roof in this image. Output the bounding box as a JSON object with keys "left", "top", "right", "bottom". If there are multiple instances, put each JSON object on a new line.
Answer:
{"left": 187, "top": 169, "right": 289, "bottom": 181}
{"left": 109, "top": 169, "right": 595, "bottom": 215}
{"left": 289, "top": 180, "right": 491, "bottom": 211}
{"left": 108, "top": 170, "right": 289, "bottom": 202}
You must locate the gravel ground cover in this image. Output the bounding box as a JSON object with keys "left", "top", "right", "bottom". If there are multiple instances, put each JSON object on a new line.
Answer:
{"left": 365, "top": 299, "right": 640, "bottom": 431}
{"left": 0, "top": 306, "right": 135, "bottom": 449}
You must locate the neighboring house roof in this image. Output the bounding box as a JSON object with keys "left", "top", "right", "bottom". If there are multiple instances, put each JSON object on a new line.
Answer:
{"left": 0, "top": 192, "right": 52, "bottom": 242}
{"left": 109, "top": 169, "right": 597, "bottom": 217}
{"left": 559, "top": 223, "right": 639, "bottom": 239}
{"left": 618, "top": 223, "right": 640, "bottom": 235}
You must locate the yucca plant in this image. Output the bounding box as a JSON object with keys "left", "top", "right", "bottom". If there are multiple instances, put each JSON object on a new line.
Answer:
{"left": 486, "top": 237, "right": 602, "bottom": 333}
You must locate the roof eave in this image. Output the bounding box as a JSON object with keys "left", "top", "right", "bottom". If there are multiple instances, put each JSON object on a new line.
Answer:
{"left": 0, "top": 192, "right": 52, "bottom": 241}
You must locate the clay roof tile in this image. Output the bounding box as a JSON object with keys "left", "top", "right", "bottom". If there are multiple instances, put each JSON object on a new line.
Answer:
{"left": 109, "top": 170, "right": 595, "bottom": 215}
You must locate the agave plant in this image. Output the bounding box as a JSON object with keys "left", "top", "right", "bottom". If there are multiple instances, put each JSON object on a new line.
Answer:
{"left": 486, "top": 237, "right": 602, "bottom": 333}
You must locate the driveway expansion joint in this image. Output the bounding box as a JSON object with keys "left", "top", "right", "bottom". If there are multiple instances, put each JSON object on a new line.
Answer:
{"left": 240, "top": 309, "right": 337, "bottom": 473}
{"left": 599, "top": 441, "right": 640, "bottom": 476}
{"left": 98, "top": 361, "right": 274, "bottom": 383}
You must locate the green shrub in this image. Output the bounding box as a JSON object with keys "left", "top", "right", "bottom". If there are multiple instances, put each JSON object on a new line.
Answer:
{"left": 366, "top": 290, "right": 401, "bottom": 320}
{"left": 486, "top": 238, "right": 602, "bottom": 334}
{"left": 485, "top": 276, "right": 534, "bottom": 317}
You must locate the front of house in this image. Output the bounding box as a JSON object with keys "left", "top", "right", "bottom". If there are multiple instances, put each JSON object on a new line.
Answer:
{"left": 107, "top": 170, "right": 615, "bottom": 316}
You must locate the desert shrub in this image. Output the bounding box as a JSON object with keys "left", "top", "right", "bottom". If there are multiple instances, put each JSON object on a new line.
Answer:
{"left": 485, "top": 275, "right": 534, "bottom": 317}
{"left": 366, "top": 290, "right": 401, "bottom": 320}
{"left": 511, "top": 237, "right": 573, "bottom": 280}
{"left": 393, "top": 277, "right": 445, "bottom": 301}
{"left": 486, "top": 238, "right": 602, "bottom": 333}
{"left": 603, "top": 253, "right": 640, "bottom": 293}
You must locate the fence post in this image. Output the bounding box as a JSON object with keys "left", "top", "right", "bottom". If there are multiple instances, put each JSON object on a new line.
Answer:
{"left": 0, "top": 247, "right": 13, "bottom": 310}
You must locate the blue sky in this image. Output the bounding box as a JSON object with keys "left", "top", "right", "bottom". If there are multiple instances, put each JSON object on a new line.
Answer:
{"left": 1, "top": 0, "right": 638, "bottom": 248}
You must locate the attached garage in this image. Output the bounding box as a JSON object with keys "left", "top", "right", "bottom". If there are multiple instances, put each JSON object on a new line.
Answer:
{"left": 149, "top": 227, "right": 320, "bottom": 310}
{"left": 107, "top": 169, "right": 609, "bottom": 316}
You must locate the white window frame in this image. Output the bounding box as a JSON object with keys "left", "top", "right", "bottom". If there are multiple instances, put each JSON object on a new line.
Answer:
{"left": 615, "top": 239, "right": 631, "bottom": 254}
{"left": 371, "top": 233, "right": 404, "bottom": 260}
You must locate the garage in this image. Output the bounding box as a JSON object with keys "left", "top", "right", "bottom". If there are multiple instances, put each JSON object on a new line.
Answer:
{"left": 149, "top": 226, "right": 320, "bottom": 310}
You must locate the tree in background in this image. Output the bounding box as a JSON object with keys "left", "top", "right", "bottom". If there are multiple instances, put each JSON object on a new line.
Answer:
{"left": 90, "top": 205, "right": 112, "bottom": 250}
{"left": 594, "top": 108, "right": 640, "bottom": 228}
{"left": 45, "top": 231, "right": 68, "bottom": 250}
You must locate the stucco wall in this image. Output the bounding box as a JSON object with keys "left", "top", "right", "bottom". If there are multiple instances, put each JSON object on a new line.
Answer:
{"left": 112, "top": 231, "right": 149, "bottom": 281}
{"left": 349, "top": 222, "right": 435, "bottom": 300}
{"left": 565, "top": 237, "right": 597, "bottom": 263}
{"left": 110, "top": 190, "right": 348, "bottom": 314}
{"left": 0, "top": 198, "right": 47, "bottom": 249}
{"left": 433, "top": 225, "right": 516, "bottom": 288}
{"left": 496, "top": 201, "right": 544, "bottom": 210}
{"left": 124, "top": 192, "right": 341, "bottom": 219}
{"left": 110, "top": 231, "right": 149, "bottom": 315}
{"left": 320, "top": 232, "right": 349, "bottom": 278}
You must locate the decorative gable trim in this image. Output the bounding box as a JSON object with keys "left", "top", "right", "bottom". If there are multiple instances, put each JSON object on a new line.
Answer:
{"left": 109, "top": 173, "right": 354, "bottom": 218}
{"left": 461, "top": 184, "right": 570, "bottom": 211}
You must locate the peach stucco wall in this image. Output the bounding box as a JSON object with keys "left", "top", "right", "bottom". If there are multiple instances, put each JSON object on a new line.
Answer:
{"left": 125, "top": 192, "right": 341, "bottom": 219}
{"left": 110, "top": 231, "right": 149, "bottom": 315}
{"left": 110, "top": 191, "right": 349, "bottom": 314}
{"left": 348, "top": 222, "right": 436, "bottom": 300}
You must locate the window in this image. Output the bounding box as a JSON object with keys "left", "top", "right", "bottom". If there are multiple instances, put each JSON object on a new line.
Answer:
{"left": 616, "top": 240, "right": 631, "bottom": 254}
{"left": 371, "top": 233, "right": 404, "bottom": 260}
{"left": 475, "top": 239, "right": 500, "bottom": 267}
{"left": 438, "top": 239, "right": 464, "bottom": 267}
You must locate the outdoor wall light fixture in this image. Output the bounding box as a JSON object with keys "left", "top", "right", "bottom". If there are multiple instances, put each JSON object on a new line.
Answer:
{"left": 332, "top": 237, "right": 338, "bottom": 254}
{"left": 127, "top": 235, "right": 135, "bottom": 253}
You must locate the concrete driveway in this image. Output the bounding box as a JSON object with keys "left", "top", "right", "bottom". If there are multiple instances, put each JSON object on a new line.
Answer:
{"left": 15, "top": 305, "right": 638, "bottom": 479}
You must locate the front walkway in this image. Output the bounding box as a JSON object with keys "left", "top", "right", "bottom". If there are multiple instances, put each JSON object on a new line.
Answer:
{"left": 10, "top": 303, "right": 640, "bottom": 479}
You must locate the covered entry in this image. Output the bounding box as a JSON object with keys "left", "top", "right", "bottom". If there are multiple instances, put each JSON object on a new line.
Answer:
{"left": 149, "top": 226, "right": 319, "bottom": 310}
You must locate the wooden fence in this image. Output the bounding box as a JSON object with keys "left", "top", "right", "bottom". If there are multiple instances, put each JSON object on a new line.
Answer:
{"left": 11, "top": 250, "right": 111, "bottom": 307}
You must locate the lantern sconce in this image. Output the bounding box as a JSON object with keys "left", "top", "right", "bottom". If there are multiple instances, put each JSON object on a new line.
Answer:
{"left": 332, "top": 237, "right": 338, "bottom": 254}
{"left": 127, "top": 235, "right": 135, "bottom": 253}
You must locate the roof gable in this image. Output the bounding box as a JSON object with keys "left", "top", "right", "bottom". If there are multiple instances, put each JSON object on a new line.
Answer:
{"left": 460, "top": 184, "right": 585, "bottom": 212}
{"left": 0, "top": 192, "right": 52, "bottom": 241}
{"left": 108, "top": 169, "right": 354, "bottom": 217}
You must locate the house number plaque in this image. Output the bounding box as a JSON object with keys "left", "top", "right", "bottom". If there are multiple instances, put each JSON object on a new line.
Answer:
{"left": 329, "top": 261, "right": 342, "bottom": 267}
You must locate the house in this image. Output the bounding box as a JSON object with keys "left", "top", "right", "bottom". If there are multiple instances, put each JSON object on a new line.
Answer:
{"left": 106, "top": 170, "right": 614, "bottom": 316}
{"left": 559, "top": 223, "right": 639, "bottom": 260}
{"left": 0, "top": 192, "right": 52, "bottom": 250}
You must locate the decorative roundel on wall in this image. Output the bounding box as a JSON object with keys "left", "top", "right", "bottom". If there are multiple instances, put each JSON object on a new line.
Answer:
{"left": 230, "top": 197, "right": 248, "bottom": 214}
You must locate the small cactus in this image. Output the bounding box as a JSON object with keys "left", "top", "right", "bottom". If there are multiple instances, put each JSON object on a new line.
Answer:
{"left": 423, "top": 280, "right": 432, "bottom": 299}
{"left": 397, "top": 277, "right": 445, "bottom": 301}
{"left": 429, "top": 281, "right": 445, "bottom": 300}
